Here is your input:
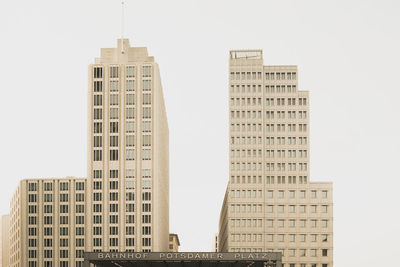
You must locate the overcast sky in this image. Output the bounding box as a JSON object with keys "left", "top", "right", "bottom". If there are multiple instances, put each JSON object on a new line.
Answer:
{"left": 0, "top": 0, "right": 399, "bottom": 266}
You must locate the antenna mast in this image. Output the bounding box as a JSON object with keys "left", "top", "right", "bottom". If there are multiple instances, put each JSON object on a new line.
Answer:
{"left": 120, "top": 0, "right": 126, "bottom": 53}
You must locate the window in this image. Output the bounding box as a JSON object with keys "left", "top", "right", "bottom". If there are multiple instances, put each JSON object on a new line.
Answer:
{"left": 110, "top": 122, "right": 118, "bottom": 133}
{"left": 322, "top": 190, "right": 328, "bottom": 198}
{"left": 110, "top": 108, "right": 118, "bottom": 119}
{"left": 110, "top": 66, "right": 119, "bottom": 78}
{"left": 143, "top": 121, "right": 151, "bottom": 132}
{"left": 126, "top": 66, "right": 135, "bottom": 78}
{"left": 126, "top": 108, "right": 135, "bottom": 119}
{"left": 311, "top": 190, "right": 317, "bottom": 198}
{"left": 142, "top": 149, "right": 151, "bottom": 160}
{"left": 126, "top": 121, "right": 135, "bottom": 133}
{"left": 110, "top": 81, "right": 119, "bottom": 92}
{"left": 94, "top": 67, "right": 103, "bottom": 78}
{"left": 143, "top": 107, "right": 151, "bottom": 119}
{"left": 93, "top": 95, "right": 102, "bottom": 106}
{"left": 126, "top": 94, "right": 135, "bottom": 105}
{"left": 142, "top": 66, "right": 152, "bottom": 77}
{"left": 143, "top": 80, "right": 152, "bottom": 91}
{"left": 110, "top": 150, "right": 118, "bottom": 161}
{"left": 142, "top": 135, "right": 151, "bottom": 146}
{"left": 126, "top": 80, "right": 135, "bottom": 91}
{"left": 143, "top": 94, "right": 151, "bottom": 105}
{"left": 110, "top": 94, "right": 119, "bottom": 105}
{"left": 126, "top": 135, "right": 135, "bottom": 147}
{"left": 126, "top": 149, "right": 135, "bottom": 160}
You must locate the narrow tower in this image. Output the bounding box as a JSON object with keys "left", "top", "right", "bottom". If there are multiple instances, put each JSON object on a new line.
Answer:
{"left": 87, "top": 39, "right": 169, "bottom": 252}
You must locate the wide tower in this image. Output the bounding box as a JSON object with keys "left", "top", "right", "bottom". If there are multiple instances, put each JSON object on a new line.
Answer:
{"left": 218, "top": 50, "right": 333, "bottom": 267}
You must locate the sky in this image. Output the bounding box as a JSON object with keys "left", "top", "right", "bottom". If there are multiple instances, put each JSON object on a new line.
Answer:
{"left": 0, "top": 0, "right": 399, "bottom": 266}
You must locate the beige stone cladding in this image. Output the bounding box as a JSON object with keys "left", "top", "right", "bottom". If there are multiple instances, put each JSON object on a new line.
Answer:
{"left": 218, "top": 50, "right": 333, "bottom": 267}
{"left": 9, "top": 177, "right": 86, "bottom": 267}
{"left": 87, "top": 39, "right": 169, "bottom": 253}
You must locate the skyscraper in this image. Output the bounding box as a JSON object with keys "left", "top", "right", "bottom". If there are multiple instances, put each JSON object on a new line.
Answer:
{"left": 87, "top": 39, "right": 169, "bottom": 253}
{"left": 218, "top": 50, "right": 333, "bottom": 267}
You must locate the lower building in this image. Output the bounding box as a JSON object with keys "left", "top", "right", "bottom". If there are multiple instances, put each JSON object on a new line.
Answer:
{"left": 168, "top": 234, "right": 180, "bottom": 252}
{"left": 9, "top": 177, "right": 86, "bottom": 267}
{"left": 218, "top": 182, "right": 333, "bottom": 267}
{"left": 1, "top": 214, "right": 10, "bottom": 267}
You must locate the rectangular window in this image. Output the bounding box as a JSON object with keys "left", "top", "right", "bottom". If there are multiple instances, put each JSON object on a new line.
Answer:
{"left": 110, "top": 81, "right": 119, "bottom": 92}
{"left": 126, "top": 121, "right": 135, "bottom": 133}
{"left": 126, "top": 66, "right": 135, "bottom": 78}
{"left": 126, "top": 108, "right": 135, "bottom": 119}
{"left": 126, "top": 94, "right": 135, "bottom": 105}
{"left": 142, "top": 66, "right": 152, "bottom": 77}
{"left": 94, "top": 67, "right": 103, "bottom": 78}
{"left": 110, "top": 66, "right": 119, "bottom": 78}
{"left": 143, "top": 80, "right": 152, "bottom": 91}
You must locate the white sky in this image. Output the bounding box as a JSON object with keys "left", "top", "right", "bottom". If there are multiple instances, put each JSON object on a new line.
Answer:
{"left": 0, "top": 0, "right": 399, "bottom": 265}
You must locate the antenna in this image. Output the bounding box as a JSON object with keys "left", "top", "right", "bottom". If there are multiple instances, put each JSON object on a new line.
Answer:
{"left": 121, "top": 0, "right": 125, "bottom": 39}
{"left": 120, "top": 0, "right": 126, "bottom": 53}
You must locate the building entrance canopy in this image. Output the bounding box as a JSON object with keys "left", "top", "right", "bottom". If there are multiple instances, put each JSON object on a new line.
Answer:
{"left": 84, "top": 252, "right": 282, "bottom": 267}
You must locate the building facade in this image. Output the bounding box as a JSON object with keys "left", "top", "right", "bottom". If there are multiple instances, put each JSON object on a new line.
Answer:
{"left": 86, "top": 39, "right": 169, "bottom": 253}
{"left": 9, "top": 178, "right": 86, "bottom": 267}
{"left": 218, "top": 50, "right": 333, "bottom": 267}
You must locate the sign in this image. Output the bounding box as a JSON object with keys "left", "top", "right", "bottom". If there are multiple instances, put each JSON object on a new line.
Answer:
{"left": 84, "top": 252, "right": 281, "bottom": 262}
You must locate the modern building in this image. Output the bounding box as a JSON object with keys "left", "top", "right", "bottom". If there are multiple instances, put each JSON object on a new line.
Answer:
{"left": 168, "top": 233, "right": 180, "bottom": 252}
{"left": 218, "top": 50, "right": 333, "bottom": 267}
{"left": 1, "top": 214, "right": 10, "bottom": 267}
{"left": 86, "top": 39, "right": 169, "bottom": 253}
{"left": 9, "top": 177, "right": 86, "bottom": 267}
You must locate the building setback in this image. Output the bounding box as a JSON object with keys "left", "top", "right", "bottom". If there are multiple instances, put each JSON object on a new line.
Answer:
{"left": 218, "top": 50, "right": 333, "bottom": 267}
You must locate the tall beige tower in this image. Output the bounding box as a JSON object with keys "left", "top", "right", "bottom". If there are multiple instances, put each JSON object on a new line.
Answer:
{"left": 86, "top": 39, "right": 169, "bottom": 253}
{"left": 218, "top": 50, "right": 333, "bottom": 267}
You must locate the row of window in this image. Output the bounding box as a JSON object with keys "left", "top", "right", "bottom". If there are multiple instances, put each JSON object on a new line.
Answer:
{"left": 28, "top": 215, "right": 84, "bottom": 225}
{"left": 29, "top": 238, "right": 84, "bottom": 248}
{"left": 92, "top": 192, "right": 152, "bottom": 203}
{"left": 230, "top": 72, "right": 297, "bottom": 81}
{"left": 93, "top": 79, "right": 150, "bottom": 93}
{"left": 28, "top": 227, "right": 84, "bottom": 236}
{"left": 231, "top": 111, "right": 308, "bottom": 120}
{"left": 92, "top": 169, "right": 152, "bottom": 180}
{"left": 231, "top": 234, "right": 329, "bottom": 246}
{"left": 91, "top": 237, "right": 150, "bottom": 248}
{"left": 231, "top": 149, "right": 308, "bottom": 158}
{"left": 93, "top": 148, "right": 152, "bottom": 161}
{"left": 230, "top": 97, "right": 306, "bottom": 106}
{"left": 230, "top": 85, "right": 298, "bottom": 94}
{"left": 93, "top": 135, "right": 151, "bottom": 148}
{"left": 230, "top": 162, "right": 308, "bottom": 171}
{"left": 230, "top": 175, "right": 307, "bottom": 185}
{"left": 93, "top": 121, "right": 151, "bottom": 134}
{"left": 93, "top": 66, "right": 151, "bottom": 79}
{"left": 231, "top": 136, "right": 308, "bottom": 145}
{"left": 93, "top": 92, "right": 151, "bottom": 106}
{"left": 28, "top": 182, "right": 84, "bottom": 191}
